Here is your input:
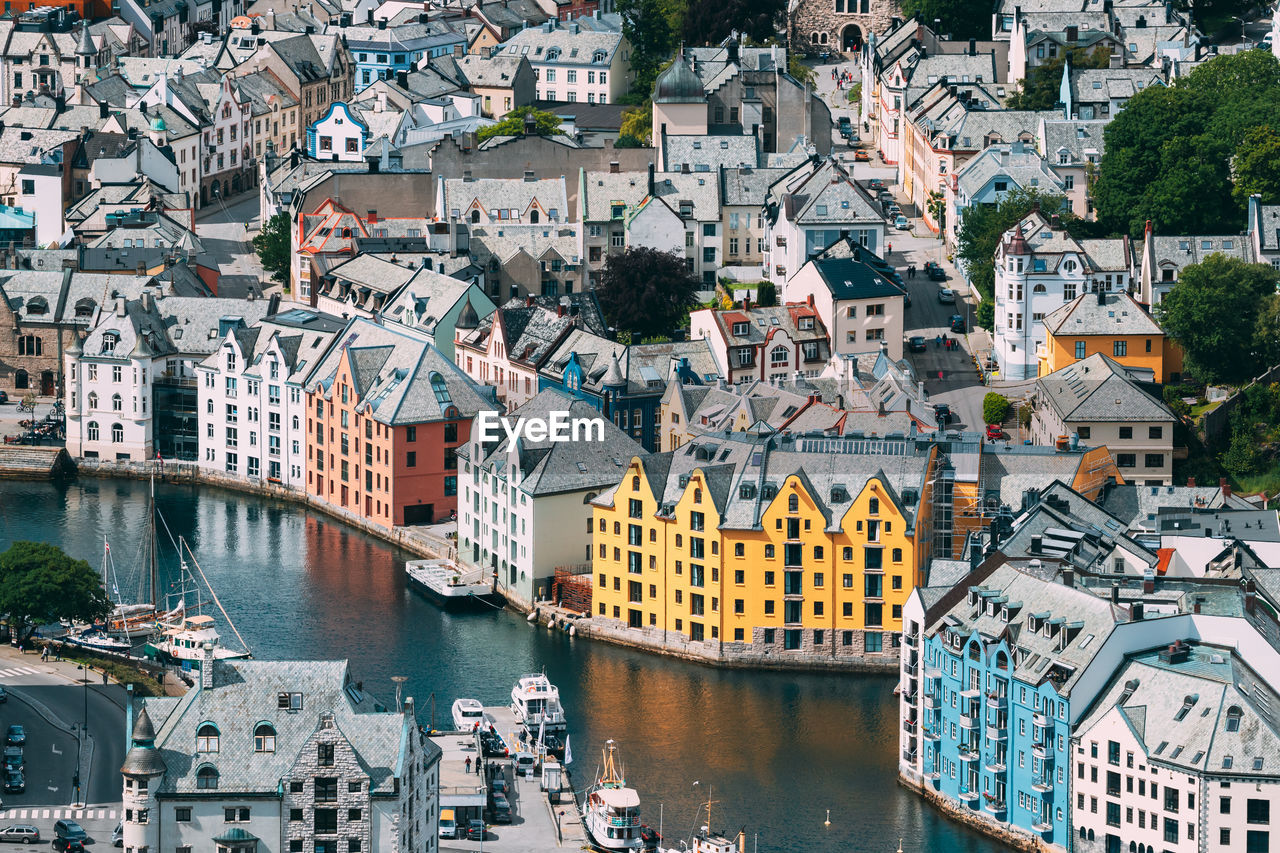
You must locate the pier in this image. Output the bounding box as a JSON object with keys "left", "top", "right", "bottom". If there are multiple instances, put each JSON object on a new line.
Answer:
{"left": 431, "top": 704, "right": 588, "bottom": 852}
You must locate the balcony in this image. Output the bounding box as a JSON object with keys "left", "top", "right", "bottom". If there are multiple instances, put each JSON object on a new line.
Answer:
{"left": 959, "top": 713, "right": 979, "bottom": 730}
{"left": 1032, "top": 817, "right": 1054, "bottom": 834}
{"left": 904, "top": 632, "right": 918, "bottom": 647}
{"left": 924, "top": 667, "right": 942, "bottom": 682}
{"left": 903, "top": 662, "right": 918, "bottom": 677}
{"left": 923, "top": 726, "right": 940, "bottom": 741}
{"left": 902, "top": 718, "right": 917, "bottom": 734}
{"left": 923, "top": 766, "right": 941, "bottom": 780}
{"left": 1032, "top": 712, "right": 1050, "bottom": 728}
{"left": 958, "top": 745, "right": 980, "bottom": 762}
{"left": 986, "top": 692, "right": 1007, "bottom": 711}
{"left": 982, "top": 797, "right": 1006, "bottom": 816}
{"left": 961, "top": 687, "right": 982, "bottom": 699}
{"left": 1032, "top": 741, "right": 1053, "bottom": 761}
{"left": 984, "top": 755, "right": 1007, "bottom": 774}
{"left": 1032, "top": 777, "right": 1053, "bottom": 794}
{"left": 958, "top": 787, "right": 980, "bottom": 802}
{"left": 901, "top": 748, "right": 917, "bottom": 763}
{"left": 985, "top": 725, "right": 1007, "bottom": 741}
{"left": 923, "top": 693, "right": 938, "bottom": 710}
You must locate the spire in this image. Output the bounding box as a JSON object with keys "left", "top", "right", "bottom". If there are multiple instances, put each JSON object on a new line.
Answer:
{"left": 603, "top": 353, "right": 626, "bottom": 388}
{"left": 76, "top": 21, "right": 94, "bottom": 57}
{"left": 456, "top": 296, "right": 479, "bottom": 330}
{"left": 120, "top": 705, "right": 167, "bottom": 776}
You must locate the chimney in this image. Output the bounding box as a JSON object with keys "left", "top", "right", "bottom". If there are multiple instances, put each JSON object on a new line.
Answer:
{"left": 1031, "top": 535, "right": 1042, "bottom": 553}
{"left": 115, "top": 296, "right": 126, "bottom": 316}
{"left": 1220, "top": 477, "right": 1231, "bottom": 498}
{"left": 1110, "top": 583, "right": 1120, "bottom": 604}
{"left": 557, "top": 302, "right": 565, "bottom": 317}
{"left": 1143, "top": 571, "right": 1155, "bottom": 594}
{"left": 609, "top": 161, "right": 620, "bottom": 173}
{"left": 396, "top": 70, "right": 409, "bottom": 88}
{"left": 200, "top": 643, "right": 215, "bottom": 688}
{"left": 523, "top": 169, "right": 535, "bottom": 181}
{"left": 99, "top": 101, "right": 108, "bottom": 119}
{"left": 1065, "top": 25, "right": 1078, "bottom": 42}
{"left": 454, "top": 44, "right": 463, "bottom": 57}
{"left": 968, "top": 38, "right": 976, "bottom": 55}
{"left": 1062, "top": 568, "right": 1074, "bottom": 588}
{"left": 368, "top": 209, "right": 378, "bottom": 224}
{"left": 525, "top": 295, "right": 535, "bottom": 307}
{"left": 1131, "top": 602, "right": 1144, "bottom": 621}
{"left": 1051, "top": 213, "right": 1060, "bottom": 229}
{"left": 647, "top": 162, "right": 655, "bottom": 196}
{"left": 1187, "top": 476, "right": 1196, "bottom": 487}
{"left": 367, "top": 8, "right": 374, "bottom": 23}
{"left": 1096, "top": 288, "right": 1105, "bottom": 306}
{"left": 1245, "top": 580, "right": 1256, "bottom": 614}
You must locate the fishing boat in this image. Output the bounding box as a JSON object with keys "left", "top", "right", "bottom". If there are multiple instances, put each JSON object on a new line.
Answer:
{"left": 657, "top": 789, "right": 745, "bottom": 853}
{"left": 451, "top": 698, "right": 484, "bottom": 731}
{"left": 142, "top": 535, "right": 250, "bottom": 668}
{"left": 510, "top": 673, "right": 567, "bottom": 734}
{"left": 584, "top": 740, "right": 644, "bottom": 851}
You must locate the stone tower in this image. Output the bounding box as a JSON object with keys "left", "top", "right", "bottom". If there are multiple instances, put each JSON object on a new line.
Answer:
{"left": 120, "top": 706, "right": 166, "bottom": 852}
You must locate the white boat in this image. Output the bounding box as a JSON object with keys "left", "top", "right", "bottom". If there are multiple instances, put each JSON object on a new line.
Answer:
{"left": 405, "top": 559, "right": 503, "bottom": 611}
{"left": 452, "top": 698, "right": 485, "bottom": 731}
{"left": 510, "top": 673, "right": 567, "bottom": 734}
{"left": 657, "top": 788, "right": 744, "bottom": 853}
{"left": 145, "top": 614, "right": 250, "bottom": 666}
{"left": 584, "top": 740, "right": 644, "bottom": 851}
{"left": 64, "top": 630, "right": 133, "bottom": 654}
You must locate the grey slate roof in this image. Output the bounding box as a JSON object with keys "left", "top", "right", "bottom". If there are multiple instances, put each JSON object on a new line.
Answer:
{"left": 1036, "top": 353, "right": 1175, "bottom": 423}
{"left": 662, "top": 135, "right": 758, "bottom": 172}
{"left": 1042, "top": 290, "right": 1162, "bottom": 336}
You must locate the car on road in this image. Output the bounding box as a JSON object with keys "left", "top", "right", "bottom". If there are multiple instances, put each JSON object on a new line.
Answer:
{"left": 854, "top": 150, "right": 871, "bottom": 161}
{"left": 438, "top": 809, "right": 459, "bottom": 840}
{"left": 923, "top": 261, "right": 948, "bottom": 281}
{"left": 893, "top": 215, "right": 910, "bottom": 230}
{"left": 0, "top": 391, "right": 7, "bottom": 404}
{"left": 950, "top": 314, "right": 967, "bottom": 333}
{"left": 867, "top": 178, "right": 884, "bottom": 190}
{"left": 907, "top": 336, "right": 927, "bottom": 353}
{"left": 986, "top": 424, "right": 1009, "bottom": 441}
{"left": 2, "top": 749, "right": 21, "bottom": 772}
{"left": 111, "top": 823, "right": 123, "bottom": 848}
{"left": 466, "top": 820, "right": 486, "bottom": 841}
{"left": 4, "top": 728, "right": 22, "bottom": 747}
{"left": 52, "top": 822, "right": 86, "bottom": 844}
{"left": 933, "top": 404, "right": 952, "bottom": 425}
{"left": 1259, "top": 32, "right": 1274, "bottom": 49}
{"left": 937, "top": 288, "right": 956, "bottom": 304}
{"left": 0, "top": 825, "right": 39, "bottom": 844}
{"left": 50, "top": 842, "right": 83, "bottom": 853}
{"left": 837, "top": 116, "right": 851, "bottom": 134}
{"left": 490, "top": 792, "right": 513, "bottom": 824}
{"left": 3, "top": 771, "right": 22, "bottom": 794}
{"left": 490, "top": 776, "right": 510, "bottom": 799}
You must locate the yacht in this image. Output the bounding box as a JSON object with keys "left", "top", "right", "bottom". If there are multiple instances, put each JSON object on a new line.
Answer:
{"left": 584, "top": 740, "right": 644, "bottom": 851}
{"left": 510, "top": 673, "right": 567, "bottom": 734}
{"left": 63, "top": 629, "right": 133, "bottom": 654}
{"left": 451, "top": 698, "right": 485, "bottom": 731}
{"left": 145, "top": 614, "right": 250, "bottom": 666}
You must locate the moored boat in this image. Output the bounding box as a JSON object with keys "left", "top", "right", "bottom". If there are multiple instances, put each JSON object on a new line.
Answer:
{"left": 584, "top": 740, "right": 644, "bottom": 851}
{"left": 63, "top": 629, "right": 133, "bottom": 654}
{"left": 405, "top": 559, "right": 504, "bottom": 611}
{"left": 510, "top": 672, "right": 567, "bottom": 734}
{"left": 451, "top": 697, "right": 484, "bottom": 731}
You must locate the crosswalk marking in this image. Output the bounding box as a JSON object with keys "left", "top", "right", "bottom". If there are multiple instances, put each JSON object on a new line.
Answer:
{"left": 0, "top": 808, "right": 117, "bottom": 820}
{"left": 0, "top": 666, "right": 42, "bottom": 678}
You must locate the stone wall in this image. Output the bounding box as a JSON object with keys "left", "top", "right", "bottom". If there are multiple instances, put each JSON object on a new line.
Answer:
{"left": 898, "top": 771, "right": 1058, "bottom": 853}
{"left": 790, "top": 0, "right": 901, "bottom": 57}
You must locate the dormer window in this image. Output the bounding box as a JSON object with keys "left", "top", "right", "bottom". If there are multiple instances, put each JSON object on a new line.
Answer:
{"left": 277, "top": 691, "right": 303, "bottom": 710}
{"left": 196, "top": 723, "right": 220, "bottom": 753}
{"left": 254, "top": 723, "right": 276, "bottom": 752}
{"left": 732, "top": 322, "right": 749, "bottom": 336}
{"left": 101, "top": 332, "right": 120, "bottom": 354}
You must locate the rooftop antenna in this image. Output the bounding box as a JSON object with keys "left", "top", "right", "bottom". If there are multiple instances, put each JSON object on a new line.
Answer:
{"left": 391, "top": 675, "right": 407, "bottom": 712}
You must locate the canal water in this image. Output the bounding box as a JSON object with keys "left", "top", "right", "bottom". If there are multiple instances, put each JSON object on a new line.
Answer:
{"left": 0, "top": 477, "right": 1005, "bottom": 853}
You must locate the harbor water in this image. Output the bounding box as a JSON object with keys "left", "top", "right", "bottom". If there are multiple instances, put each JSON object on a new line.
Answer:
{"left": 0, "top": 477, "right": 1007, "bottom": 853}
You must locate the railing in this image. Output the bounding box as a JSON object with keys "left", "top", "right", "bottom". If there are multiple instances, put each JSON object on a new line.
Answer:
{"left": 1032, "top": 741, "right": 1053, "bottom": 760}
{"left": 608, "top": 815, "right": 641, "bottom": 828}
{"left": 958, "top": 787, "right": 980, "bottom": 801}
{"left": 923, "top": 693, "right": 938, "bottom": 709}
{"left": 1033, "top": 712, "right": 1050, "bottom": 728}
{"left": 983, "top": 798, "right": 1006, "bottom": 814}
{"left": 958, "top": 745, "right": 979, "bottom": 761}
{"left": 1032, "top": 817, "right": 1053, "bottom": 833}
{"left": 1032, "top": 776, "right": 1053, "bottom": 794}
{"left": 923, "top": 726, "right": 939, "bottom": 741}
{"left": 986, "top": 725, "right": 1007, "bottom": 741}
{"left": 984, "top": 755, "right": 1006, "bottom": 773}
{"left": 986, "top": 692, "right": 1007, "bottom": 710}
{"left": 904, "top": 632, "right": 917, "bottom": 647}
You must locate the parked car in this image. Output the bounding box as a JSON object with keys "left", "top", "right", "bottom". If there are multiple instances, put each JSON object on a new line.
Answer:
{"left": 2, "top": 749, "right": 22, "bottom": 772}
{"left": 4, "top": 728, "right": 22, "bottom": 747}
{"left": 111, "top": 823, "right": 123, "bottom": 848}
{"left": 0, "top": 391, "right": 7, "bottom": 404}
{"left": 937, "top": 288, "right": 956, "bottom": 304}
{"left": 853, "top": 150, "right": 871, "bottom": 161}
{"left": 50, "top": 842, "right": 83, "bottom": 853}
{"left": 466, "top": 820, "right": 486, "bottom": 841}
{"left": 893, "top": 215, "right": 910, "bottom": 230}
{"left": 0, "top": 685, "right": 7, "bottom": 703}
{"left": 513, "top": 752, "right": 537, "bottom": 777}
{"left": 923, "top": 261, "right": 948, "bottom": 281}
{"left": 986, "top": 424, "right": 1008, "bottom": 441}
{"left": 490, "top": 793, "right": 513, "bottom": 824}
{"left": 867, "top": 178, "right": 885, "bottom": 190}
{"left": 877, "top": 190, "right": 894, "bottom": 203}
{"left": 886, "top": 203, "right": 901, "bottom": 216}
{"left": 3, "top": 771, "right": 23, "bottom": 794}
{"left": 0, "top": 825, "right": 38, "bottom": 843}
{"left": 950, "top": 314, "right": 967, "bottom": 333}
{"left": 837, "top": 116, "right": 852, "bottom": 134}
{"left": 933, "top": 404, "right": 952, "bottom": 425}
{"left": 907, "top": 336, "right": 927, "bottom": 353}
{"left": 52, "top": 822, "right": 86, "bottom": 843}
{"left": 490, "top": 777, "right": 510, "bottom": 799}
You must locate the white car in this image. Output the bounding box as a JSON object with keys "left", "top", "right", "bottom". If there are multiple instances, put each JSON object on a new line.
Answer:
{"left": 894, "top": 215, "right": 910, "bottom": 230}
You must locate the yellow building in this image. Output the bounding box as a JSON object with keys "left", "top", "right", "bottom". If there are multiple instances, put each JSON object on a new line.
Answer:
{"left": 1037, "top": 291, "right": 1183, "bottom": 384}
{"left": 589, "top": 432, "right": 942, "bottom": 664}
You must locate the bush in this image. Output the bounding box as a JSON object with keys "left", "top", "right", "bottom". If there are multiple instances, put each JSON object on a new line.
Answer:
{"left": 983, "top": 392, "right": 1010, "bottom": 425}
{"left": 1222, "top": 424, "right": 1264, "bottom": 477}
{"left": 756, "top": 281, "right": 777, "bottom": 307}
{"left": 975, "top": 300, "right": 994, "bottom": 330}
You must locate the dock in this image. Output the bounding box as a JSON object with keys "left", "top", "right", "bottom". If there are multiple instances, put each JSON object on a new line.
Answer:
{"left": 432, "top": 703, "right": 588, "bottom": 852}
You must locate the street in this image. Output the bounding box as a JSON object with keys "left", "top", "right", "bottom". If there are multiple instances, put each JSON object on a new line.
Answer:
{"left": 194, "top": 192, "right": 267, "bottom": 299}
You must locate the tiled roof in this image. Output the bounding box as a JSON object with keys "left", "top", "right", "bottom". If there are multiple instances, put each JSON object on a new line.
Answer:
{"left": 1042, "top": 291, "right": 1162, "bottom": 336}
{"left": 1036, "top": 353, "right": 1175, "bottom": 423}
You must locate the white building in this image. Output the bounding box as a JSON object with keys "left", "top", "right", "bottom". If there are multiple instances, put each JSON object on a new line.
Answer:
{"left": 307, "top": 101, "right": 369, "bottom": 162}
{"left": 498, "top": 19, "right": 632, "bottom": 105}
{"left": 458, "top": 388, "right": 645, "bottom": 608}
{"left": 196, "top": 307, "right": 346, "bottom": 487}
{"left": 992, "top": 209, "right": 1132, "bottom": 380}
{"left": 120, "top": 656, "right": 441, "bottom": 853}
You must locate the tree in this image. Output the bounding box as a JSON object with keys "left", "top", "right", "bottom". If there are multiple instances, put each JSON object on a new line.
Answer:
{"left": 1233, "top": 125, "right": 1280, "bottom": 205}
{"left": 1157, "top": 254, "right": 1280, "bottom": 386}
{"left": 899, "top": 0, "right": 992, "bottom": 40}
{"left": 755, "top": 280, "right": 777, "bottom": 307}
{"left": 620, "top": 0, "right": 682, "bottom": 100}
{"left": 1004, "top": 48, "right": 1110, "bottom": 111}
{"left": 0, "top": 542, "right": 110, "bottom": 644}
{"left": 617, "top": 104, "right": 653, "bottom": 147}
{"left": 476, "top": 106, "right": 564, "bottom": 142}
{"left": 252, "top": 212, "right": 292, "bottom": 288}
{"left": 597, "top": 247, "right": 701, "bottom": 338}
{"left": 683, "top": 0, "right": 783, "bottom": 45}
{"left": 982, "top": 392, "right": 1010, "bottom": 425}
{"left": 788, "top": 52, "right": 815, "bottom": 89}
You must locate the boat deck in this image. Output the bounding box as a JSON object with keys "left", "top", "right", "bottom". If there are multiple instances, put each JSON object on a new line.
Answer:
{"left": 432, "top": 703, "right": 587, "bottom": 852}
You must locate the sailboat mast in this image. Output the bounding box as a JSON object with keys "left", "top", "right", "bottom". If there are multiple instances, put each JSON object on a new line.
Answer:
{"left": 149, "top": 471, "right": 159, "bottom": 610}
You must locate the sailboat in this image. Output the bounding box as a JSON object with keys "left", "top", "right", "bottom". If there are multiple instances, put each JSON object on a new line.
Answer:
{"left": 102, "top": 537, "right": 159, "bottom": 640}
{"left": 143, "top": 535, "right": 250, "bottom": 667}
{"left": 63, "top": 539, "right": 147, "bottom": 653}
{"left": 584, "top": 740, "right": 645, "bottom": 851}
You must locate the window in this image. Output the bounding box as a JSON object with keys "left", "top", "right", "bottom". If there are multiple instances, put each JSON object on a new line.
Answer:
{"left": 1113, "top": 340, "right": 1127, "bottom": 357}
{"left": 196, "top": 765, "right": 219, "bottom": 789}
{"left": 1145, "top": 454, "right": 1164, "bottom": 469}
{"left": 1248, "top": 800, "right": 1271, "bottom": 825}
{"left": 1075, "top": 341, "right": 1086, "bottom": 359}
{"left": 315, "top": 809, "right": 338, "bottom": 834}
{"left": 318, "top": 743, "right": 335, "bottom": 766}
{"left": 196, "top": 724, "right": 219, "bottom": 753}
{"left": 175, "top": 808, "right": 192, "bottom": 822}
{"left": 254, "top": 724, "right": 276, "bottom": 752}
{"left": 316, "top": 777, "right": 339, "bottom": 801}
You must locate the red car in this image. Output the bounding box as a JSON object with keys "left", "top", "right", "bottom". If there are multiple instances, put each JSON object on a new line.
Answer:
{"left": 853, "top": 150, "right": 871, "bottom": 162}
{"left": 986, "top": 424, "right": 1008, "bottom": 441}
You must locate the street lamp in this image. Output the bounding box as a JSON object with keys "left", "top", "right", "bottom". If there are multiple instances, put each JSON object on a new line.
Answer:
{"left": 72, "top": 664, "right": 88, "bottom": 808}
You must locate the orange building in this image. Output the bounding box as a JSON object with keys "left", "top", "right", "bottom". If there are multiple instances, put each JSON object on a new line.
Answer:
{"left": 1037, "top": 290, "right": 1183, "bottom": 384}
{"left": 304, "top": 317, "right": 493, "bottom": 528}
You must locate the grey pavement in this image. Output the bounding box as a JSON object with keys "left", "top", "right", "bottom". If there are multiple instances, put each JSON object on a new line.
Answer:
{"left": 194, "top": 192, "right": 269, "bottom": 299}
{"left": 0, "top": 397, "right": 62, "bottom": 447}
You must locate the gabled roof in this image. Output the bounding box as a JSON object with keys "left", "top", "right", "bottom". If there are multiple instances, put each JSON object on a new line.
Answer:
{"left": 1036, "top": 353, "right": 1175, "bottom": 423}
{"left": 1042, "top": 290, "right": 1162, "bottom": 337}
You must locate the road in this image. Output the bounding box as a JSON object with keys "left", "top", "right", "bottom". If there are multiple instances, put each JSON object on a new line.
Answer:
{"left": 194, "top": 192, "right": 267, "bottom": 299}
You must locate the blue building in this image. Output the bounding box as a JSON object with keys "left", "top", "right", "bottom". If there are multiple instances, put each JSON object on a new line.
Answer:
{"left": 341, "top": 20, "right": 467, "bottom": 92}
{"left": 903, "top": 557, "right": 1123, "bottom": 850}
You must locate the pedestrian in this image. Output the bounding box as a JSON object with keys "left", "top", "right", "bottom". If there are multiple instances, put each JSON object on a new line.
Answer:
{"left": 40, "top": 646, "right": 48, "bottom": 662}
{"left": 466, "top": 756, "right": 472, "bottom": 773}
{"left": 935, "top": 334, "right": 942, "bottom": 349}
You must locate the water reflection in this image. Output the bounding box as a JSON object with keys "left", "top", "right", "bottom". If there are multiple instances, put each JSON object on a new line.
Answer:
{"left": 0, "top": 478, "right": 1005, "bottom": 853}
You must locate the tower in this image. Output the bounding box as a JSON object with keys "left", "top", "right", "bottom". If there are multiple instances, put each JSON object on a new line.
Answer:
{"left": 650, "top": 50, "right": 707, "bottom": 147}
{"left": 120, "top": 706, "right": 166, "bottom": 852}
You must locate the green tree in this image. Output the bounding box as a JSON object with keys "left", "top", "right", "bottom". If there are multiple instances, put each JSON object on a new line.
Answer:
{"left": 1233, "top": 125, "right": 1280, "bottom": 205}
{"left": 682, "top": 0, "right": 783, "bottom": 46}
{"left": 755, "top": 280, "right": 777, "bottom": 307}
{"left": 956, "top": 187, "right": 1068, "bottom": 302}
{"left": 476, "top": 106, "right": 564, "bottom": 142}
{"left": 975, "top": 299, "right": 995, "bottom": 331}
{"left": 620, "top": 0, "right": 682, "bottom": 100}
{"left": 617, "top": 104, "right": 653, "bottom": 147}
{"left": 788, "top": 52, "right": 815, "bottom": 89}
{"left": 1221, "top": 424, "right": 1264, "bottom": 477}
{"left": 1004, "top": 48, "right": 1111, "bottom": 111}
{"left": 899, "top": 0, "right": 991, "bottom": 40}
{"left": 0, "top": 542, "right": 110, "bottom": 644}
{"left": 252, "top": 212, "right": 292, "bottom": 287}
{"left": 1157, "top": 254, "right": 1280, "bottom": 386}
{"left": 982, "top": 392, "right": 1010, "bottom": 425}
{"left": 597, "top": 247, "right": 701, "bottom": 338}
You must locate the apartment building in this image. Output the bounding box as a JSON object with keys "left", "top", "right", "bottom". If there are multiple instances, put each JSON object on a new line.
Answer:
{"left": 1038, "top": 291, "right": 1181, "bottom": 384}
{"left": 689, "top": 303, "right": 829, "bottom": 384}
{"left": 498, "top": 19, "right": 631, "bottom": 104}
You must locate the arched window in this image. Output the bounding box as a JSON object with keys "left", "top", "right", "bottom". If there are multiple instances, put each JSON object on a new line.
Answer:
{"left": 87, "top": 421, "right": 99, "bottom": 441}
{"left": 693, "top": 488, "right": 702, "bottom": 503}
{"left": 770, "top": 345, "right": 788, "bottom": 364}
{"left": 1130, "top": 842, "right": 1137, "bottom": 853}
{"left": 75, "top": 298, "right": 95, "bottom": 317}
{"left": 197, "top": 723, "right": 220, "bottom": 753}
{"left": 196, "top": 765, "right": 219, "bottom": 789}
{"left": 1079, "top": 827, "right": 1087, "bottom": 839}
{"left": 253, "top": 723, "right": 276, "bottom": 753}
{"left": 820, "top": 32, "right": 828, "bottom": 44}
{"left": 111, "top": 423, "right": 123, "bottom": 443}
{"left": 1033, "top": 284, "right": 1046, "bottom": 293}
{"left": 112, "top": 394, "right": 122, "bottom": 412}
{"left": 207, "top": 399, "right": 214, "bottom": 414}
{"left": 101, "top": 332, "right": 120, "bottom": 354}
{"left": 1226, "top": 705, "right": 1242, "bottom": 732}
{"left": 471, "top": 209, "right": 481, "bottom": 223}
{"left": 995, "top": 651, "right": 1009, "bottom": 671}
{"left": 892, "top": 547, "right": 903, "bottom": 562}
{"left": 530, "top": 209, "right": 539, "bottom": 224}
{"left": 87, "top": 392, "right": 98, "bottom": 410}
{"left": 811, "top": 31, "right": 820, "bottom": 43}
{"left": 632, "top": 476, "right": 640, "bottom": 491}
{"left": 788, "top": 493, "right": 799, "bottom": 512}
